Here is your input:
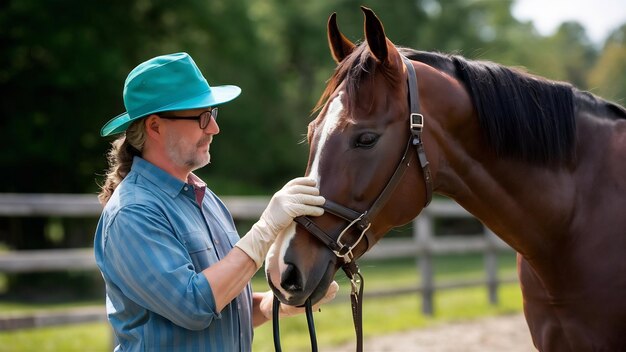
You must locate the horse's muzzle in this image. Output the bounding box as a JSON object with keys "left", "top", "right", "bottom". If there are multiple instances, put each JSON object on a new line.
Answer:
{"left": 267, "top": 255, "right": 338, "bottom": 307}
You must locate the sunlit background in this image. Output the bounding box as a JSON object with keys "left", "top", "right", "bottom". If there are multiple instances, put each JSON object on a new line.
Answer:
{"left": 0, "top": 0, "right": 624, "bottom": 350}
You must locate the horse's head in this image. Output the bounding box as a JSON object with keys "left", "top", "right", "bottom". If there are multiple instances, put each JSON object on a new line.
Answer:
{"left": 266, "top": 7, "right": 472, "bottom": 306}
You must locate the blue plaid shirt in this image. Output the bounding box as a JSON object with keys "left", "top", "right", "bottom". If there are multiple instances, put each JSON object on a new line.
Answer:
{"left": 94, "top": 156, "right": 253, "bottom": 351}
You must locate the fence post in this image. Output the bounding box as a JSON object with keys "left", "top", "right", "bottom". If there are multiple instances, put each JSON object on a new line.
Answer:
{"left": 483, "top": 227, "right": 499, "bottom": 305}
{"left": 414, "top": 214, "right": 434, "bottom": 316}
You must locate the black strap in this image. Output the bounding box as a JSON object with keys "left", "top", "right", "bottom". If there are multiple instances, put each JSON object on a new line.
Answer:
{"left": 361, "top": 137, "right": 416, "bottom": 240}
{"left": 297, "top": 136, "right": 416, "bottom": 261}
{"left": 402, "top": 55, "right": 433, "bottom": 206}
{"left": 305, "top": 299, "right": 318, "bottom": 352}
{"left": 272, "top": 295, "right": 282, "bottom": 352}
{"left": 342, "top": 262, "right": 364, "bottom": 352}
{"left": 294, "top": 215, "right": 343, "bottom": 253}
{"left": 323, "top": 200, "right": 364, "bottom": 221}
{"left": 273, "top": 297, "right": 319, "bottom": 352}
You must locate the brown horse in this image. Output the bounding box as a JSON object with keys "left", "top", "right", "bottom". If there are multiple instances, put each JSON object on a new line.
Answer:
{"left": 265, "top": 7, "right": 626, "bottom": 351}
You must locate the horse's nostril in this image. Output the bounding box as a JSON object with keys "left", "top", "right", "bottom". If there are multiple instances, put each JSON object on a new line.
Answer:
{"left": 280, "top": 264, "right": 303, "bottom": 292}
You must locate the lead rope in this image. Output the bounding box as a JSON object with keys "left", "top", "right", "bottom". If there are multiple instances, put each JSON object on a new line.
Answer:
{"left": 273, "top": 297, "right": 318, "bottom": 352}
{"left": 272, "top": 295, "right": 281, "bottom": 352}
{"left": 272, "top": 262, "right": 365, "bottom": 352}
{"left": 343, "top": 262, "right": 364, "bottom": 352}
{"left": 305, "top": 299, "right": 318, "bottom": 351}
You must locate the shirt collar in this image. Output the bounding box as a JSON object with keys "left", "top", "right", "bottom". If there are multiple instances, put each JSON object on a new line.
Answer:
{"left": 187, "top": 173, "right": 206, "bottom": 189}
{"left": 130, "top": 156, "right": 187, "bottom": 199}
{"left": 187, "top": 173, "right": 207, "bottom": 206}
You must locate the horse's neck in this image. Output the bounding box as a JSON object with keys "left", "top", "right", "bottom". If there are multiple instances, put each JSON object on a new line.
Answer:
{"left": 435, "top": 142, "right": 577, "bottom": 258}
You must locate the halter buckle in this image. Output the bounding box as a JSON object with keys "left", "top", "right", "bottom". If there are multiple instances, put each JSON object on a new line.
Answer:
{"left": 410, "top": 113, "right": 424, "bottom": 131}
{"left": 350, "top": 272, "right": 362, "bottom": 294}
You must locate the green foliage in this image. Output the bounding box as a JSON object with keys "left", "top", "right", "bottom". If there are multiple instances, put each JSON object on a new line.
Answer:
{"left": 1, "top": 0, "right": 624, "bottom": 195}
{"left": 588, "top": 25, "right": 626, "bottom": 104}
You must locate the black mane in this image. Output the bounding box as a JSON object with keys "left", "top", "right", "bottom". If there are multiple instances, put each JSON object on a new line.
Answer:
{"left": 402, "top": 48, "right": 577, "bottom": 166}
{"left": 453, "top": 55, "right": 577, "bottom": 165}
{"left": 323, "top": 45, "right": 624, "bottom": 167}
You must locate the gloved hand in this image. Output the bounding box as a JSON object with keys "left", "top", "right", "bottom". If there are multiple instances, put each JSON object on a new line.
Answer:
{"left": 236, "top": 177, "right": 325, "bottom": 268}
{"left": 259, "top": 281, "right": 340, "bottom": 320}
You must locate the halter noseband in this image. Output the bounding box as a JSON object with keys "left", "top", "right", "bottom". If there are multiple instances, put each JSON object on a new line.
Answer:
{"left": 272, "top": 55, "right": 432, "bottom": 352}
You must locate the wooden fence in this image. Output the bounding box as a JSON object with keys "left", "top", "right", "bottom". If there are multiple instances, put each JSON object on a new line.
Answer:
{"left": 0, "top": 193, "right": 516, "bottom": 331}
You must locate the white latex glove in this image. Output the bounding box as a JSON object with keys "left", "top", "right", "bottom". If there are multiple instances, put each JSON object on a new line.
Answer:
{"left": 236, "top": 177, "right": 325, "bottom": 268}
{"left": 259, "top": 281, "right": 340, "bottom": 320}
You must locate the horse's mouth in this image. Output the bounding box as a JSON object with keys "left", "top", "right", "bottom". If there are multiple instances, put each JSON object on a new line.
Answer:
{"left": 266, "top": 251, "right": 338, "bottom": 307}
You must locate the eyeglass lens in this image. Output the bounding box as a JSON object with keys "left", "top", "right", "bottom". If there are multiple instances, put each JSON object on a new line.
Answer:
{"left": 200, "top": 108, "right": 218, "bottom": 129}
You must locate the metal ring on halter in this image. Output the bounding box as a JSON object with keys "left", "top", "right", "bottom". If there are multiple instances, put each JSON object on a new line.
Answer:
{"left": 333, "top": 214, "right": 372, "bottom": 263}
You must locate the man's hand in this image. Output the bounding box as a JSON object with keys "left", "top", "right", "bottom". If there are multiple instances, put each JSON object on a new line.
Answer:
{"left": 260, "top": 177, "right": 325, "bottom": 233}
{"left": 236, "top": 177, "right": 325, "bottom": 268}
{"left": 259, "top": 281, "right": 340, "bottom": 320}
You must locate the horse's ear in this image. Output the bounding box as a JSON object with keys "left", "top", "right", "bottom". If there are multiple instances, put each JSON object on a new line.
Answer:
{"left": 328, "top": 13, "right": 355, "bottom": 63}
{"left": 362, "top": 6, "right": 388, "bottom": 64}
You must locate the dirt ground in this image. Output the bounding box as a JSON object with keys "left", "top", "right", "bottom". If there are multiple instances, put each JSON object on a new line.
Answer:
{"left": 333, "top": 313, "right": 536, "bottom": 352}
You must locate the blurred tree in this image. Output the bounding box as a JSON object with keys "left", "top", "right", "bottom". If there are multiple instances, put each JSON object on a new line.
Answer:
{"left": 1, "top": 0, "right": 616, "bottom": 197}
{"left": 588, "top": 24, "right": 626, "bottom": 103}
{"left": 543, "top": 22, "right": 596, "bottom": 87}
{"left": 0, "top": 0, "right": 226, "bottom": 194}
{"left": 0, "top": 0, "right": 622, "bottom": 248}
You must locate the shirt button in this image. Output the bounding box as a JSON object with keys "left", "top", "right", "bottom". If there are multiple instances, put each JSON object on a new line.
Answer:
{"left": 184, "top": 186, "right": 189, "bottom": 191}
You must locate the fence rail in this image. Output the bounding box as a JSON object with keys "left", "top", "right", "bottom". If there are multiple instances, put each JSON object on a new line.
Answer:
{"left": 0, "top": 193, "right": 516, "bottom": 331}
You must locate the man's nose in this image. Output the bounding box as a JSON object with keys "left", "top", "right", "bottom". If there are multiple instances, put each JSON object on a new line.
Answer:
{"left": 204, "top": 116, "right": 219, "bottom": 135}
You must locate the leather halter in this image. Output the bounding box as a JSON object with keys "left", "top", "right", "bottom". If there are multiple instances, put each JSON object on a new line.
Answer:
{"left": 272, "top": 55, "right": 432, "bottom": 352}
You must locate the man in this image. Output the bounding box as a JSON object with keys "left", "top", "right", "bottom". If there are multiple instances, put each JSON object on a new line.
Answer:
{"left": 94, "top": 52, "right": 337, "bottom": 351}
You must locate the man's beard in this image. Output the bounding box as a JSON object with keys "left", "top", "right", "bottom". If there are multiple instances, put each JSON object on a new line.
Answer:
{"left": 166, "top": 135, "right": 212, "bottom": 171}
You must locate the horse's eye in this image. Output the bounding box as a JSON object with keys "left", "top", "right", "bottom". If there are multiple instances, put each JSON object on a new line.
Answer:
{"left": 354, "top": 132, "right": 379, "bottom": 148}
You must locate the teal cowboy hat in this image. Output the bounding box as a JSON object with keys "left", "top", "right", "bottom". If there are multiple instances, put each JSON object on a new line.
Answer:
{"left": 101, "top": 52, "right": 241, "bottom": 137}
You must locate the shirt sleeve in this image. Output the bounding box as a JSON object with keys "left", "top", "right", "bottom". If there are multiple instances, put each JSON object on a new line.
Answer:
{"left": 102, "top": 204, "right": 219, "bottom": 330}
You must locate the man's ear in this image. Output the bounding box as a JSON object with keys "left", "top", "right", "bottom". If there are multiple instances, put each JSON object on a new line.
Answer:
{"left": 144, "top": 114, "right": 161, "bottom": 138}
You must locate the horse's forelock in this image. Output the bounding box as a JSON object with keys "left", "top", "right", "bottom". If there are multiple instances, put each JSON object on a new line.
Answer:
{"left": 314, "top": 43, "right": 402, "bottom": 115}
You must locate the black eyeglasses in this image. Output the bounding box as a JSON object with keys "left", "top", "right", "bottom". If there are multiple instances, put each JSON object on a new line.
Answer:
{"left": 158, "top": 108, "right": 218, "bottom": 129}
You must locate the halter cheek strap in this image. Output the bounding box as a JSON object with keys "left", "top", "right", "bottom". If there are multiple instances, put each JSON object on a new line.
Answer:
{"left": 403, "top": 55, "right": 433, "bottom": 206}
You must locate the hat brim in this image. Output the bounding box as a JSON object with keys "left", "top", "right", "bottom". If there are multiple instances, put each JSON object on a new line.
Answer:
{"left": 101, "top": 85, "right": 241, "bottom": 137}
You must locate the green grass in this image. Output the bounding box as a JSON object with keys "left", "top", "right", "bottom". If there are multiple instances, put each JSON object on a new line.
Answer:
{"left": 0, "top": 323, "right": 111, "bottom": 352}
{"left": 250, "top": 252, "right": 522, "bottom": 351}
{"left": 0, "top": 252, "right": 523, "bottom": 351}
{"left": 250, "top": 284, "right": 523, "bottom": 352}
